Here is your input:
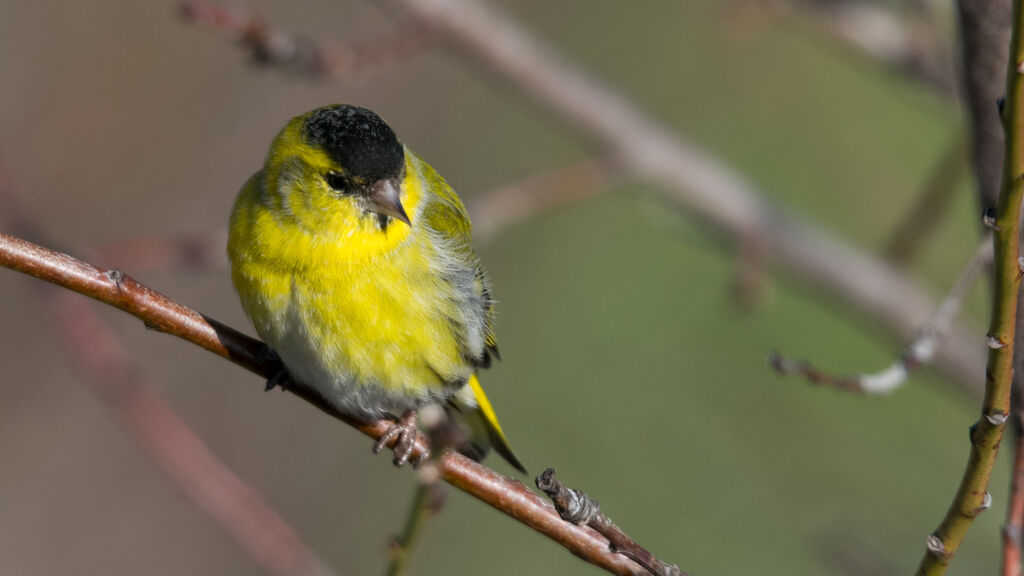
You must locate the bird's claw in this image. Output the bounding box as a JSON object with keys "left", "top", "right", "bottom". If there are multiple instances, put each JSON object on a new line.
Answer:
{"left": 264, "top": 368, "right": 290, "bottom": 392}
{"left": 372, "top": 410, "right": 429, "bottom": 467}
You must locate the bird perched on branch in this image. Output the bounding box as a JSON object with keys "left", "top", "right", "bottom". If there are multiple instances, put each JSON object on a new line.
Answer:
{"left": 228, "top": 104, "right": 525, "bottom": 473}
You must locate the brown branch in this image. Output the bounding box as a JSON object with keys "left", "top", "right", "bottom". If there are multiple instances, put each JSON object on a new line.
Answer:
{"left": 374, "top": 0, "right": 986, "bottom": 397}
{"left": 180, "top": 0, "right": 432, "bottom": 78}
{"left": 536, "top": 469, "right": 689, "bottom": 576}
{"left": 0, "top": 231, "right": 645, "bottom": 576}
{"left": 770, "top": 238, "right": 992, "bottom": 394}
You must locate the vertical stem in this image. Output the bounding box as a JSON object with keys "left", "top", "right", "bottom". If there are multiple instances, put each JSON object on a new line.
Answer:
{"left": 916, "top": 2, "right": 1024, "bottom": 573}
{"left": 386, "top": 482, "right": 441, "bottom": 576}
{"left": 1003, "top": 416, "right": 1024, "bottom": 576}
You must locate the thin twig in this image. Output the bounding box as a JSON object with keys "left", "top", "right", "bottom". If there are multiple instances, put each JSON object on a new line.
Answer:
{"left": 1004, "top": 413, "right": 1024, "bottom": 576}
{"left": 0, "top": 231, "right": 645, "bottom": 576}
{"left": 536, "top": 469, "right": 689, "bottom": 576}
{"left": 180, "top": 0, "right": 432, "bottom": 78}
{"left": 374, "top": 0, "right": 986, "bottom": 396}
{"left": 88, "top": 159, "right": 615, "bottom": 274}
{"left": 469, "top": 158, "right": 618, "bottom": 244}
{"left": 915, "top": 3, "right": 1024, "bottom": 572}
{"left": 386, "top": 479, "right": 446, "bottom": 576}
{"left": 90, "top": 230, "right": 228, "bottom": 272}
{"left": 884, "top": 134, "right": 970, "bottom": 265}
{"left": 770, "top": 238, "right": 993, "bottom": 394}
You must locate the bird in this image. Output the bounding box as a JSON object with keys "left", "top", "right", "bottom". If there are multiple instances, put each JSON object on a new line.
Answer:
{"left": 228, "top": 104, "right": 525, "bottom": 473}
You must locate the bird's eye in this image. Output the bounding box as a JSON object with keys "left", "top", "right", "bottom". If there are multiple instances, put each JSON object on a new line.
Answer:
{"left": 324, "top": 172, "right": 353, "bottom": 193}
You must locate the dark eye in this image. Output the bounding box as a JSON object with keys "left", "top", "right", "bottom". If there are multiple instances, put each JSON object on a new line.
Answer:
{"left": 324, "top": 172, "right": 353, "bottom": 193}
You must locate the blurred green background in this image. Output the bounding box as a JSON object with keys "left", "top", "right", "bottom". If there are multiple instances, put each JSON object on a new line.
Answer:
{"left": 0, "top": 1, "right": 1000, "bottom": 575}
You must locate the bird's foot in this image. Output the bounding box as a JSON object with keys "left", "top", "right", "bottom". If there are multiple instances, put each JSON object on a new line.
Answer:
{"left": 264, "top": 366, "right": 291, "bottom": 392}
{"left": 373, "top": 410, "right": 429, "bottom": 467}
{"left": 259, "top": 347, "right": 290, "bottom": 391}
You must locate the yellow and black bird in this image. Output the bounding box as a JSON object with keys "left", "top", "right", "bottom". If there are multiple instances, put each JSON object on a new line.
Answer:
{"left": 228, "top": 104, "right": 524, "bottom": 472}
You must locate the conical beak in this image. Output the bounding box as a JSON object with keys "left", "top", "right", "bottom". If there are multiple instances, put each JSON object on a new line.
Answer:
{"left": 365, "top": 177, "right": 410, "bottom": 226}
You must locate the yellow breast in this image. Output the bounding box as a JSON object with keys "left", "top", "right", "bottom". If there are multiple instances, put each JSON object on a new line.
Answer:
{"left": 228, "top": 156, "right": 472, "bottom": 419}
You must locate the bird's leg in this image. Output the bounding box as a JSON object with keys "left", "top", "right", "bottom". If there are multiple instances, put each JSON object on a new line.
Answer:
{"left": 373, "top": 410, "right": 429, "bottom": 467}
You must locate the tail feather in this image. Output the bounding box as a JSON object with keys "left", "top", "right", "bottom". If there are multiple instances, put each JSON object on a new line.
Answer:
{"left": 452, "top": 374, "right": 527, "bottom": 474}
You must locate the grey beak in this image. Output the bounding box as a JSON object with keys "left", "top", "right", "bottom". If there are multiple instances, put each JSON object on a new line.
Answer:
{"left": 364, "top": 177, "right": 410, "bottom": 226}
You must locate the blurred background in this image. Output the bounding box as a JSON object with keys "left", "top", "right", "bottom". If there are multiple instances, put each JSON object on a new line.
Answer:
{"left": 0, "top": 1, "right": 1005, "bottom": 574}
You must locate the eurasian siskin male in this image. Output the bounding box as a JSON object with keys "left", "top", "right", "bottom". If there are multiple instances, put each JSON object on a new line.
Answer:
{"left": 228, "top": 104, "right": 525, "bottom": 472}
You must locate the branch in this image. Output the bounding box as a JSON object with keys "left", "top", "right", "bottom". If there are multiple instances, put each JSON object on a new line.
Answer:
{"left": 956, "top": 0, "right": 1013, "bottom": 211}
{"left": 884, "top": 134, "right": 970, "bottom": 265}
{"left": 468, "top": 158, "right": 617, "bottom": 244}
{"left": 1005, "top": 413, "right": 1024, "bottom": 576}
{"left": 374, "top": 0, "right": 986, "bottom": 397}
{"left": 729, "top": 0, "right": 956, "bottom": 97}
{"left": 536, "top": 469, "right": 689, "bottom": 576}
{"left": 769, "top": 238, "right": 992, "bottom": 394}
{"left": 47, "top": 289, "right": 337, "bottom": 576}
{"left": 0, "top": 231, "right": 646, "bottom": 576}
{"left": 916, "top": 2, "right": 1024, "bottom": 571}
{"left": 90, "top": 230, "right": 227, "bottom": 272}
{"left": 386, "top": 479, "right": 445, "bottom": 576}
{"left": 180, "top": 0, "right": 431, "bottom": 78}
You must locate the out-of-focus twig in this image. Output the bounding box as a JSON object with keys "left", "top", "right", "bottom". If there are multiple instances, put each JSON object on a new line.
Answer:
{"left": 536, "top": 468, "right": 688, "bottom": 576}
{"left": 0, "top": 187, "right": 337, "bottom": 576}
{"left": 884, "top": 135, "right": 969, "bottom": 265}
{"left": 915, "top": 3, "right": 1024, "bottom": 572}
{"left": 374, "top": 0, "right": 986, "bottom": 396}
{"left": 726, "top": 0, "right": 956, "bottom": 97}
{"left": 957, "top": 0, "right": 1012, "bottom": 211}
{"left": 89, "top": 158, "right": 617, "bottom": 274}
{"left": 48, "top": 289, "right": 337, "bottom": 576}
{"left": 90, "top": 230, "right": 228, "bottom": 272}
{"left": 469, "top": 158, "right": 618, "bottom": 244}
{"left": 0, "top": 231, "right": 645, "bottom": 576}
{"left": 181, "top": 0, "right": 432, "bottom": 78}
{"left": 770, "top": 238, "right": 992, "bottom": 394}
{"left": 385, "top": 479, "right": 446, "bottom": 576}
{"left": 1004, "top": 412, "right": 1024, "bottom": 576}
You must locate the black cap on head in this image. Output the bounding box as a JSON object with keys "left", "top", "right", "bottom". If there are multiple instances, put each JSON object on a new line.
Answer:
{"left": 303, "top": 105, "right": 404, "bottom": 183}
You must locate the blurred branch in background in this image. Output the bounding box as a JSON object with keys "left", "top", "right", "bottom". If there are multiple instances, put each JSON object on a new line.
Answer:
{"left": 769, "top": 238, "right": 992, "bottom": 394}
{"left": 883, "top": 134, "right": 969, "bottom": 265}
{"left": 180, "top": 0, "right": 432, "bottom": 79}
{"left": 0, "top": 231, "right": 655, "bottom": 576}
{"left": 726, "top": 0, "right": 957, "bottom": 98}
{"left": 0, "top": 190, "right": 336, "bottom": 576}
{"left": 90, "top": 230, "right": 228, "bottom": 272}
{"left": 88, "top": 158, "right": 617, "bottom": 274}
{"left": 1005, "top": 412, "right": 1024, "bottom": 576}
{"left": 385, "top": 480, "right": 445, "bottom": 576}
{"left": 957, "top": 0, "right": 1013, "bottom": 211}
{"left": 364, "top": 0, "right": 984, "bottom": 394}
{"left": 916, "top": 0, "right": 1024, "bottom": 571}
{"left": 470, "top": 158, "right": 618, "bottom": 244}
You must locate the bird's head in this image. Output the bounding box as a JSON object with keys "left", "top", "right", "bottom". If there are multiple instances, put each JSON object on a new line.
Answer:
{"left": 263, "top": 104, "right": 413, "bottom": 234}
